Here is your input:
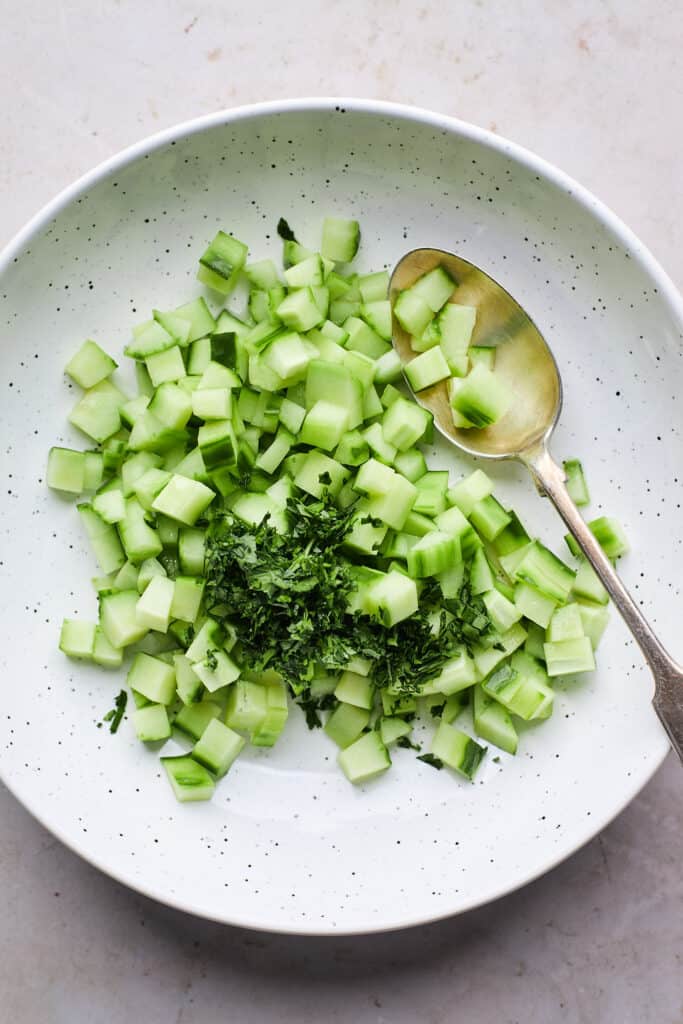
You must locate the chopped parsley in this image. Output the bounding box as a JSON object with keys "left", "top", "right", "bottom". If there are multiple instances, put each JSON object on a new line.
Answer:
{"left": 204, "top": 496, "right": 495, "bottom": 715}
{"left": 417, "top": 753, "right": 443, "bottom": 770}
{"left": 276, "top": 217, "right": 297, "bottom": 241}
{"left": 102, "top": 689, "right": 127, "bottom": 734}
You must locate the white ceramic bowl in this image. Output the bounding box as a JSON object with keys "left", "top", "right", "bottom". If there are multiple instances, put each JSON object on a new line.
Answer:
{"left": 0, "top": 99, "right": 680, "bottom": 935}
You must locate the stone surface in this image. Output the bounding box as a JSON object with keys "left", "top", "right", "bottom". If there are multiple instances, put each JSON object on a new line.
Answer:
{"left": 1, "top": 1, "right": 682, "bottom": 1020}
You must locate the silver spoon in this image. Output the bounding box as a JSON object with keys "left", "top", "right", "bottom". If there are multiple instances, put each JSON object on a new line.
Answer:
{"left": 390, "top": 247, "right": 683, "bottom": 761}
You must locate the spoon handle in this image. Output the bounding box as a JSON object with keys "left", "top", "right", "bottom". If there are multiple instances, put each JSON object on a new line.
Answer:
{"left": 526, "top": 445, "right": 683, "bottom": 762}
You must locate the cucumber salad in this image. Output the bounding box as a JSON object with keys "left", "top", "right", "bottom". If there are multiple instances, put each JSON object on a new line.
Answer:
{"left": 47, "top": 216, "right": 628, "bottom": 802}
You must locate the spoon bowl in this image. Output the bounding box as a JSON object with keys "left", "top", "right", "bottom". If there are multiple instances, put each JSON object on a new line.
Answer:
{"left": 390, "top": 246, "right": 683, "bottom": 760}
{"left": 390, "top": 247, "right": 562, "bottom": 459}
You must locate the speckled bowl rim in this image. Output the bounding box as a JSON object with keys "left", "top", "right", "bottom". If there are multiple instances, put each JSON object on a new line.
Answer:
{"left": 0, "top": 98, "right": 678, "bottom": 936}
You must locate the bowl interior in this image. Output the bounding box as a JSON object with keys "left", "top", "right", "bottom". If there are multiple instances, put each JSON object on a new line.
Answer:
{"left": 0, "top": 103, "right": 679, "bottom": 933}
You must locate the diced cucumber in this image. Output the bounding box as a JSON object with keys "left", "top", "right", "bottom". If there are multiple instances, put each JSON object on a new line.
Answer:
{"left": 410, "top": 266, "right": 456, "bottom": 312}
{"left": 47, "top": 447, "right": 86, "bottom": 495}
{"left": 469, "top": 346, "right": 495, "bottom": 370}
{"left": 69, "top": 380, "right": 124, "bottom": 443}
{"left": 334, "top": 671, "right": 374, "bottom": 710}
{"left": 547, "top": 603, "right": 584, "bottom": 642}
{"left": 421, "top": 648, "right": 478, "bottom": 695}
{"left": 193, "top": 719, "right": 245, "bottom": 777}
{"left": 152, "top": 474, "right": 215, "bottom": 526}
{"left": 404, "top": 347, "right": 451, "bottom": 392}
{"left": 439, "top": 304, "right": 476, "bottom": 376}
{"left": 544, "top": 636, "right": 596, "bottom": 676}
{"left": 65, "top": 339, "right": 118, "bottom": 389}
{"left": 450, "top": 364, "right": 511, "bottom": 429}
{"left": 407, "top": 531, "right": 458, "bottom": 578}
{"left": 447, "top": 469, "right": 493, "bottom": 516}
{"left": 197, "top": 230, "right": 248, "bottom": 294}
{"left": 563, "top": 458, "right": 590, "bottom": 506}
{"left": 162, "top": 755, "right": 215, "bottom": 802}
{"left": 59, "top": 619, "right": 95, "bottom": 660}
{"left": 514, "top": 581, "right": 557, "bottom": 628}
{"left": 513, "top": 542, "right": 575, "bottom": 603}
{"left": 577, "top": 602, "right": 610, "bottom": 649}
{"left": 225, "top": 680, "right": 267, "bottom": 732}
{"left": 174, "top": 700, "right": 221, "bottom": 740}
{"left": 135, "top": 575, "right": 175, "bottom": 633}
{"left": 379, "top": 717, "right": 413, "bottom": 746}
{"left": 572, "top": 558, "right": 609, "bottom": 605}
{"left": 324, "top": 702, "right": 369, "bottom": 748}
{"left": 321, "top": 217, "right": 360, "bottom": 263}
{"left": 431, "top": 721, "right": 486, "bottom": 780}
{"left": 133, "top": 704, "right": 171, "bottom": 742}
{"left": 338, "top": 731, "right": 391, "bottom": 784}
{"left": 472, "top": 685, "right": 517, "bottom": 755}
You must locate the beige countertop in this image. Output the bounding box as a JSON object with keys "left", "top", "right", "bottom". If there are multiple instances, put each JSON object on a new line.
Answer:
{"left": 2, "top": 2, "right": 682, "bottom": 1021}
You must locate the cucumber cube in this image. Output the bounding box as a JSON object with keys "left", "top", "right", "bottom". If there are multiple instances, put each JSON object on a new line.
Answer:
{"left": 276, "top": 289, "right": 325, "bottom": 332}
{"left": 481, "top": 588, "right": 522, "bottom": 633}
{"left": 381, "top": 398, "right": 431, "bottom": 451}
{"left": 251, "top": 684, "right": 289, "bottom": 746}
{"left": 447, "top": 469, "right": 494, "bottom": 516}
{"left": 99, "top": 590, "right": 149, "bottom": 648}
{"left": 294, "top": 450, "right": 347, "bottom": 498}
{"left": 128, "top": 652, "right": 176, "bottom": 704}
{"left": 472, "top": 686, "right": 517, "bottom": 755}
{"left": 572, "top": 558, "right": 609, "bottom": 605}
{"left": 192, "top": 649, "right": 241, "bottom": 692}
{"left": 404, "top": 347, "right": 451, "bottom": 392}
{"left": 47, "top": 447, "right": 86, "bottom": 494}
{"left": 191, "top": 387, "right": 232, "bottom": 421}
{"left": 321, "top": 217, "right": 360, "bottom": 263}
{"left": 65, "top": 339, "right": 118, "bottom": 388}
{"left": 197, "top": 230, "right": 248, "bottom": 294}
{"left": 178, "top": 528, "right": 206, "bottom": 575}
{"left": 300, "top": 400, "right": 349, "bottom": 450}
{"left": 439, "top": 304, "right": 476, "bottom": 376}
{"left": 410, "top": 266, "right": 456, "bottom": 312}
{"left": 225, "top": 680, "right": 267, "bottom": 732}
{"left": 69, "top": 380, "right": 123, "bottom": 443}
{"left": 544, "top": 636, "right": 596, "bottom": 676}
{"left": 365, "top": 570, "right": 418, "bottom": 626}
{"left": 152, "top": 475, "right": 215, "bottom": 526}
{"left": 374, "top": 349, "right": 403, "bottom": 384}
{"left": 577, "top": 602, "right": 610, "bottom": 649}
{"left": 421, "top": 648, "right": 478, "bottom": 695}
{"left": 145, "top": 345, "right": 187, "bottom": 387}
{"left": 324, "top": 703, "right": 370, "bottom": 749}
{"left": 358, "top": 271, "right": 389, "bottom": 303}
{"left": 334, "top": 671, "right": 374, "bottom": 710}
{"left": 379, "top": 717, "right": 413, "bottom": 746}
{"left": 59, "top": 619, "right": 95, "bottom": 660}
{"left": 162, "top": 755, "right": 215, "bottom": 802}
{"left": 193, "top": 718, "right": 245, "bottom": 776}
{"left": 173, "top": 653, "right": 203, "bottom": 705}
{"left": 132, "top": 703, "right": 171, "bottom": 742}
{"left": 359, "top": 300, "right": 392, "bottom": 341}
{"left": 393, "top": 289, "right": 433, "bottom": 337}
{"left": 92, "top": 625, "right": 124, "bottom": 668}
{"left": 449, "top": 363, "right": 511, "bottom": 428}
{"left": 514, "top": 581, "right": 557, "bottom": 629}
{"left": 513, "top": 542, "right": 575, "bottom": 603}
{"left": 547, "top": 603, "right": 584, "bottom": 642}
{"left": 431, "top": 722, "right": 486, "bottom": 780}
{"left": 338, "top": 731, "right": 391, "bottom": 784}
{"left": 563, "top": 458, "right": 590, "bottom": 506}
{"left": 170, "top": 576, "right": 205, "bottom": 622}
{"left": 407, "top": 531, "right": 458, "bottom": 578}
{"left": 173, "top": 700, "right": 221, "bottom": 740}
